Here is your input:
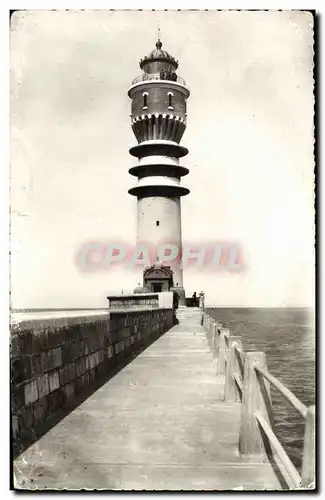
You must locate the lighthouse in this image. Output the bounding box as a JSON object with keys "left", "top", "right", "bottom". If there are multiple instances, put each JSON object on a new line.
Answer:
{"left": 128, "top": 37, "right": 190, "bottom": 305}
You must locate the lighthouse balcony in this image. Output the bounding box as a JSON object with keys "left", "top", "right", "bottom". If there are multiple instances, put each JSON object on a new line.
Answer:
{"left": 129, "top": 140, "right": 188, "bottom": 159}
{"left": 132, "top": 72, "right": 186, "bottom": 86}
{"left": 129, "top": 164, "right": 189, "bottom": 178}
{"left": 128, "top": 184, "right": 190, "bottom": 198}
{"left": 129, "top": 173, "right": 190, "bottom": 197}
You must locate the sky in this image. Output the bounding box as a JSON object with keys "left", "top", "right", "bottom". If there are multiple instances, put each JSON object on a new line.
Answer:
{"left": 10, "top": 10, "right": 315, "bottom": 308}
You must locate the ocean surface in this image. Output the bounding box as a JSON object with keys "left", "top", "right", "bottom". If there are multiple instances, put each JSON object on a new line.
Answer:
{"left": 207, "top": 307, "right": 315, "bottom": 472}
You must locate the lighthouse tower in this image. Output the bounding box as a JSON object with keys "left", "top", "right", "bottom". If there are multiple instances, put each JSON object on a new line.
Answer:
{"left": 128, "top": 38, "right": 190, "bottom": 304}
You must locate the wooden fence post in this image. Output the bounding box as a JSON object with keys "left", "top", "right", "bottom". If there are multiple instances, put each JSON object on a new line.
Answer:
{"left": 206, "top": 314, "right": 210, "bottom": 332}
{"left": 211, "top": 323, "right": 217, "bottom": 358}
{"left": 204, "top": 314, "right": 208, "bottom": 333}
{"left": 216, "top": 323, "right": 222, "bottom": 359}
{"left": 301, "top": 405, "right": 315, "bottom": 488}
{"left": 224, "top": 336, "right": 242, "bottom": 402}
{"left": 206, "top": 316, "right": 211, "bottom": 342}
{"left": 238, "top": 352, "right": 272, "bottom": 456}
{"left": 207, "top": 316, "right": 213, "bottom": 348}
{"left": 217, "top": 328, "right": 229, "bottom": 375}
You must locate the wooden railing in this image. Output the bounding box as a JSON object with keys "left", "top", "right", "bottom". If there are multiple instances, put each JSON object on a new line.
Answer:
{"left": 203, "top": 312, "right": 315, "bottom": 490}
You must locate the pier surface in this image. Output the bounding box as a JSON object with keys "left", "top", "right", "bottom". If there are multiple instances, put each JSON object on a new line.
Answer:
{"left": 14, "top": 308, "right": 280, "bottom": 490}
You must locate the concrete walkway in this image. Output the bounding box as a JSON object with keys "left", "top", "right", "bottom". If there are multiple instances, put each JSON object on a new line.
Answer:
{"left": 14, "top": 307, "right": 281, "bottom": 490}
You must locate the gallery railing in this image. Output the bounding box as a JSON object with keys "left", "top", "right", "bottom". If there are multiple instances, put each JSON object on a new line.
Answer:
{"left": 132, "top": 73, "right": 186, "bottom": 86}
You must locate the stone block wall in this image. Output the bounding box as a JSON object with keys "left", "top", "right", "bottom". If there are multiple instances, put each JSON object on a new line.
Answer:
{"left": 107, "top": 294, "right": 159, "bottom": 310}
{"left": 11, "top": 308, "right": 173, "bottom": 457}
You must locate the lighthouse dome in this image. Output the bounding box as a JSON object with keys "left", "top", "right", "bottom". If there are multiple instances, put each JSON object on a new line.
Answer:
{"left": 139, "top": 40, "right": 178, "bottom": 70}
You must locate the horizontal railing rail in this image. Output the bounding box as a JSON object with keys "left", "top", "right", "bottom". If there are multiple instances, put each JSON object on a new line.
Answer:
{"left": 255, "top": 366, "right": 308, "bottom": 419}
{"left": 233, "top": 372, "right": 243, "bottom": 395}
{"left": 202, "top": 310, "right": 315, "bottom": 490}
{"left": 132, "top": 73, "right": 187, "bottom": 86}
{"left": 255, "top": 411, "right": 302, "bottom": 488}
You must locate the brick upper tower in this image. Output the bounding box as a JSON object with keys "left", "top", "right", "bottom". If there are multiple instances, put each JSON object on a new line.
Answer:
{"left": 127, "top": 38, "right": 190, "bottom": 304}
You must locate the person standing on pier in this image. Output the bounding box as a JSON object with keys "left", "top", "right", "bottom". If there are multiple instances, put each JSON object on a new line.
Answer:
{"left": 172, "top": 291, "right": 179, "bottom": 325}
{"left": 173, "top": 291, "right": 179, "bottom": 310}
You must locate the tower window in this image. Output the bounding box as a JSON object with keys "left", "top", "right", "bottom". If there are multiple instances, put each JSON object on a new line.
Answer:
{"left": 156, "top": 220, "right": 160, "bottom": 226}
{"left": 167, "top": 92, "right": 174, "bottom": 110}
{"left": 142, "top": 92, "right": 148, "bottom": 110}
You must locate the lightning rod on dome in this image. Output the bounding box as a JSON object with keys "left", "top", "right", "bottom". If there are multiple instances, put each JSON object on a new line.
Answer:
{"left": 157, "top": 20, "right": 162, "bottom": 44}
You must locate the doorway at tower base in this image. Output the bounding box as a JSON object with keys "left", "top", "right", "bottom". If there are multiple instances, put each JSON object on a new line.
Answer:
{"left": 133, "top": 262, "right": 186, "bottom": 306}
{"left": 142, "top": 262, "right": 173, "bottom": 292}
